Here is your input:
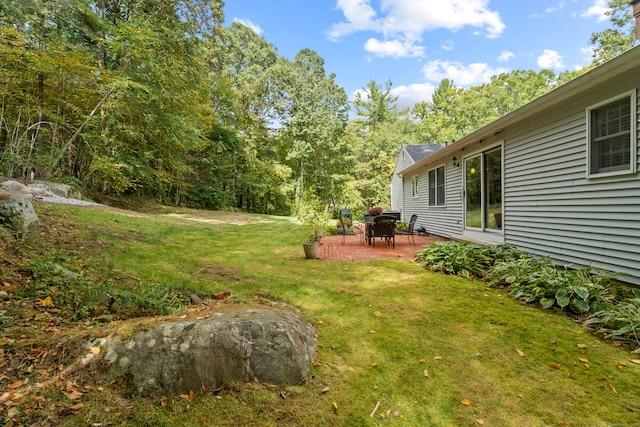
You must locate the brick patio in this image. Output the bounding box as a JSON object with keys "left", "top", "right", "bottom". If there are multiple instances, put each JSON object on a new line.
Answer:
{"left": 316, "top": 229, "right": 445, "bottom": 261}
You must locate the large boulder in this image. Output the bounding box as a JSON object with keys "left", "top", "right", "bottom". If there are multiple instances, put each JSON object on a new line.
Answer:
{"left": 100, "top": 309, "right": 316, "bottom": 396}
{"left": 1, "top": 180, "right": 30, "bottom": 194}
{"left": 31, "top": 180, "right": 81, "bottom": 199}
{"left": 1, "top": 179, "right": 82, "bottom": 200}
{"left": 0, "top": 192, "right": 38, "bottom": 231}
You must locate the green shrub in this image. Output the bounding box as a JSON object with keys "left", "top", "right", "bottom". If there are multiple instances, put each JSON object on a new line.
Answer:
{"left": 584, "top": 288, "right": 640, "bottom": 348}
{"left": 414, "top": 241, "right": 494, "bottom": 278}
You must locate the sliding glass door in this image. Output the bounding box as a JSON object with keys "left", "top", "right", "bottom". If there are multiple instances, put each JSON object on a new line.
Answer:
{"left": 464, "top": 147, "right": 502, "bottom": 231}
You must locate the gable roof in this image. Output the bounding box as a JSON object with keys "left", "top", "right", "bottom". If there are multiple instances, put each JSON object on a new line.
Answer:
{"left": 403, "top": 144, "right": 446, "bottom": 163}
{"left": 400, "top": 44, "right": 640, "bottom": 175}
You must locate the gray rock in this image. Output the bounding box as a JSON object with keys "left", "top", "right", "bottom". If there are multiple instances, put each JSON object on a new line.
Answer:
{"left": 32, "top": 180, "right": 81, "bottom": 199}
{"left": 101, "top": 309, "right": 316, "bottom": 396}
{"left": 0, "top": 192, "right": 38, "bottom": 231}
{"left": 1, "top": 180, "right": 29, "bottom": 194}
{"left": 26, "top": 182, "right": 55, "bottom": 197}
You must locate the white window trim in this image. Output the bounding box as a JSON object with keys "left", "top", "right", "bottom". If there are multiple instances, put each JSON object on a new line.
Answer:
{"left": 586, "top": 90, "right": 637, "bottom": 178}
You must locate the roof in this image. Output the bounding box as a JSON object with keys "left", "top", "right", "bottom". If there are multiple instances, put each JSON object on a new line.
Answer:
{"left": 403, "top": 144, "right": 446, "bottom": 163}
{"left": 400, "top": 44, "right": 640, "bottom": 175}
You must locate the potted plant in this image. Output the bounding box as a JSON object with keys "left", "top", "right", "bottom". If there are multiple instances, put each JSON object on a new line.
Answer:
{"left": 368, "top": 206, "right": 383, "bottom": 216}
{"left": 297, "top": 203, "right": 330, "bottom": 259}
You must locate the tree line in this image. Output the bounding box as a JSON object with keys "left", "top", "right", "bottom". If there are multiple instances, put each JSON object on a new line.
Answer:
{"left": 0, "top": 0, "right": 635, "bottom": 215}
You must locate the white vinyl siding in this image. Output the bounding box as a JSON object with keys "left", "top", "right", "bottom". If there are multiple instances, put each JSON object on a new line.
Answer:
{"left": 398, "top": 53, "right": 640, "bottom": 284}
{"left": 403, "top": 161, "right": 462, "bottom": 237}
{"left": 504, "top": 86, "right": 640, "bottom": 284}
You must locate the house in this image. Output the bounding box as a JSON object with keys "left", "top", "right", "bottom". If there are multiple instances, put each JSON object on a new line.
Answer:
{"left": 391, "top": 144, "right": 445, "bottom": 212}
{"left": 396, "top": 44, "right": 640, "bottom": 285}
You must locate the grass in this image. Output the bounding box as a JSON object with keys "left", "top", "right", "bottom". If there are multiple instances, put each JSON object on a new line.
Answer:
{"left": 1, "top": 202, "right": 640, "bottom": 426}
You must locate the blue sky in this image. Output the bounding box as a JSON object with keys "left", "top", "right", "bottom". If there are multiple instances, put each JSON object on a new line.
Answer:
{"left": 222, "top": 0, "right": 614, "bottom": 110}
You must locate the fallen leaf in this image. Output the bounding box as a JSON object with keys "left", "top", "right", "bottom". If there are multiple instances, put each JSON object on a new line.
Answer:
{"left": 160, "top": 400, "right": 167, "bottom": 407}
{"left": 67, "top": 390, "right": 83, "bottom": 400}
{"left": 321, "top": 387, "right": 330, "bottom": 393}
{"left": 36, "top": 296, "right": 53, "bottom": 307}
{"left": 0, "top": 291, "right": 7, "bottom": 297}
{"left": 348, "top": 366, "right": 354, "bottom": 373}
{"left": 476, "top": 420, "right": 485, "bottom": 425}
{"left": 253, "top": 376, "right": 259, "bottom": 383}
{"left": 332, "top": 402, "right": 338, "bottom": 413}
{"left": 629, "top": 359, "right": 640, "bottom": 365}
{"left": 610, "top": 384, "right": 618, "bottom": 393}
{"left": 90, "top": 347, "right": 101, "bottom": 355}
{"left": 419, "top": 358, "right": 425, "bottom": 363}
{"left": 371, "top": 362, "right": 378, "bottom": 367}
{"left": 516, "top": 349, "right": 525, "bottom": 357}
{"left": 434, "top": 356, "right": 442, "bottom": 360}
{"left": 70, "top": 403, "right": 84, "bottom": 411}
{"left": 549, "top": 363, "right": 562, "bottom": 369}
{"left": 189, "top": 390, "right": 195, "bottom": 401}
{"left": 9, "top": 380, "right": 23, "bottom": 390}
{"left": 423, "top": 369, "right": 429, "bottom": 377}
{"left": 374, "top": 311, "right": 381, "bottom": 317}
{"left": 461, "top": 399, "right": 471, "bottom": 406}
{"left": 578, "top": 357, "right": 589, "bottom": 363}
{"left": 3, "top": 282, "right": 11, "bottom": 287}
{"left": 0, "top": 392, "right": 11, "bottom": 402}
{"left": 577, "top": 344, "right": 587, "bottom": 349}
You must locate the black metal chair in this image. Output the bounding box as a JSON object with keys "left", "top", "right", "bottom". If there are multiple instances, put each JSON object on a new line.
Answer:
{"left": 407, "top": 214, "right": 418, "bottom": 245}
{"left": 339, "top": 209, "right": 353, "bottom": 245}
{"left": 372, "top": 215, "right": 396, "bottom": 248}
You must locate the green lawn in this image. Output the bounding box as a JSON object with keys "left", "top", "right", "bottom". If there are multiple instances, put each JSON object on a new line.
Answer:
{"left": 1, "top": 202, "right": 639, "bottom": 426}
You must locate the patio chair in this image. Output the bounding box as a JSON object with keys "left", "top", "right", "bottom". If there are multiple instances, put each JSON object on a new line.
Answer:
{"left": 407, "top": 214, "right": 418, "bottom": 245}
{"left": 339, "top": 209, "right": 353, "bottom": 245}
{"left": 372, "top": 215, "right": 396, "bottom": 248}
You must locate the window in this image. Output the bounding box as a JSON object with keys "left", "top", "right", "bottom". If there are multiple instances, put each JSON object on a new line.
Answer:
{"left": 588, "top": 92, "right": 636, "bottom": 176}
{"left": 411, "top": 175, "right": 419, "bottom": 198}
{"left": 428, "top": 166, "right": 445, "bottom": 206}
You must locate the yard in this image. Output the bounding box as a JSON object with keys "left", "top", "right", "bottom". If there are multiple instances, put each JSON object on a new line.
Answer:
{"left": 1, "top": 202, "right": 639, "bottom": 426}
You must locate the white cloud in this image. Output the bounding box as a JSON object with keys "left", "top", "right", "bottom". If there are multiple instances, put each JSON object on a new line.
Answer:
{"left": 498, "top": 50, "right": 515, "bottom": 62}
{"left": 441, "top": 40, "right": 454, "bottom": 51}
{"left": 328, "top": 0, "right": 506, "bottom": 58}
{"left": 537, "top": 49, "right": 565, "bottom": 69}
{"left": 234, "top": 18, "right": 263, "bottom": 35}
{"left": 581, "top": 0, "right": 610, "bottom": 22}
{"left": 391, "top": 83, "right": 437, "bottom": 109}
{"left": 363, "top": 37, "right": 425, "bottom": 58}
{"left": 421, "top": 60, "right": 509, "bottom": 86}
